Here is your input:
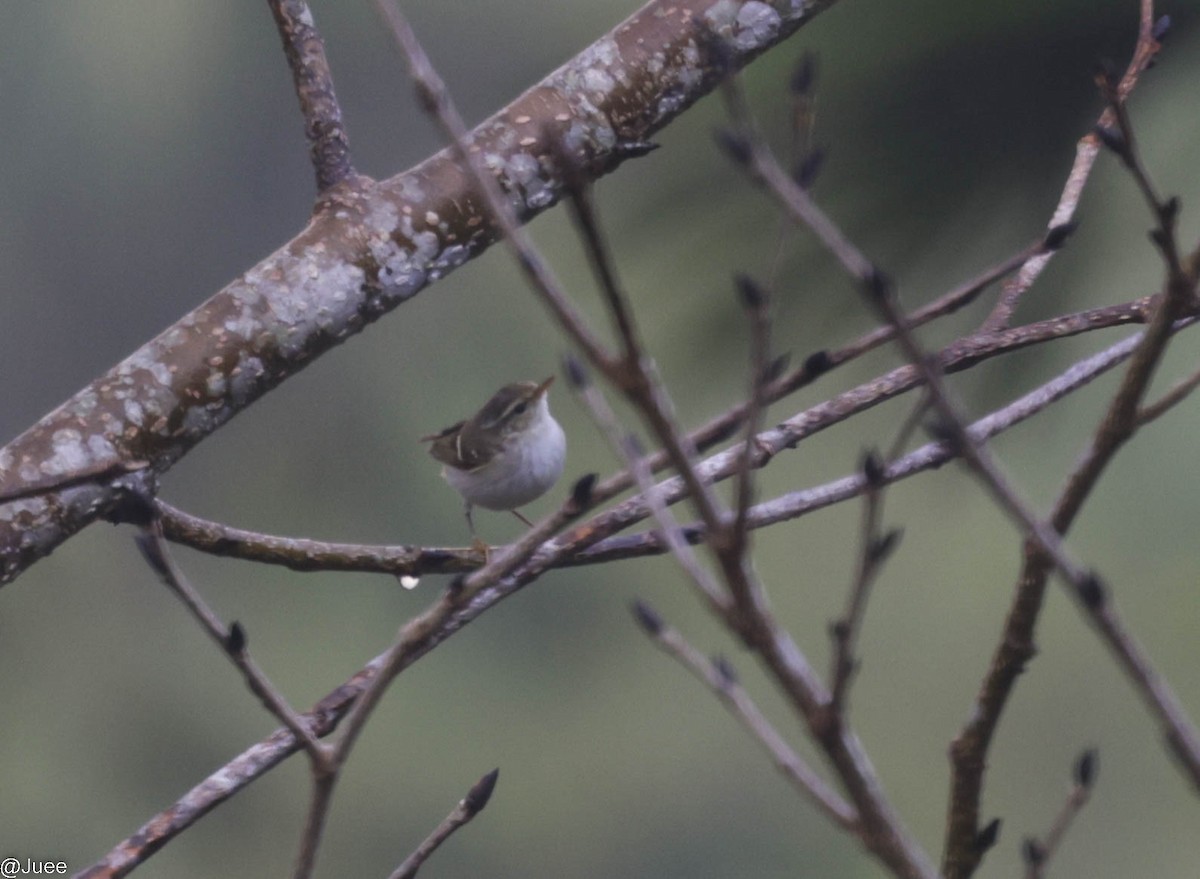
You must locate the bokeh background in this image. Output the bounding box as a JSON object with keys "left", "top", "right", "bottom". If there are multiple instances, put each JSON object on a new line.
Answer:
{"left": 1, "top": 1, "right": 1198, "bottom": 876}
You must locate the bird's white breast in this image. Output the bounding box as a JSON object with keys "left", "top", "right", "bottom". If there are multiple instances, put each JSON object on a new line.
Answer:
{"left": 444, "top": 397, "right": 565, "bottom": 511}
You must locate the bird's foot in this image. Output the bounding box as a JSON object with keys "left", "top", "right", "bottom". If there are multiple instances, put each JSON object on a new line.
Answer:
{"left": 470, "top": 536, "right": 492, "bottom": 562}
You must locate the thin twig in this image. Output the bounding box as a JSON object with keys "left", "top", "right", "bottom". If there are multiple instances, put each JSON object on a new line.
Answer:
{"left": 731, "top": 274, "right": 774, "bottom": 556}
{"left": 1136, "top": 360, "right": 1200, "bottom": 426}
{"left": 631, "top": 600, "right": 857, "bottom": 830}
{"left": 566, "top": 357, "right": 727, "bottom": 609}
{"left": 558, "top": 166, "right": 730, "bottom": 534}
{"left": 388, "top": 769, "right": 500, "bottom": 879}
{"left": 267, "top": 0, "right": 356, "bottom": 192}
{"left": 980, "top": 2, "right": 1164, "bottom": 331}
{"left": 584, "top": 326, "right": 1159, "bottom": 565}
{"left": 1093, "top": 60, "right": 1185, "bottom": 281}
{"left": 727, "top": 82, "right": 1107, "bottom": 596}
{"left": 1022, "top": 750, "right": 1098, "bottom": 879}
{"left": 293, "top": 771, "right": 337, "bottom": 879}
{"left": 155, "top": 499, "right": 479, "bottom": 574}
{"left": 134, "top": 521, "right": 329, "bottom": 764}
{"left": 828, "top": 452, "right": 897, "bottom": 714}
{"left": 292, "top": 616, "right": 427, "bottom": 879}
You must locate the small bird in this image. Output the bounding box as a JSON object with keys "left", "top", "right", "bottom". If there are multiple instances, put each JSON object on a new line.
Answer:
{"left": 421, "top": 377, "right": 566, "bottom": 544}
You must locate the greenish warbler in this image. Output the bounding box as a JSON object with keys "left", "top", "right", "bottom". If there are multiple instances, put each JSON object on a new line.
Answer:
{"left": 421, "top": 377, "right": 566, "bottom": 540}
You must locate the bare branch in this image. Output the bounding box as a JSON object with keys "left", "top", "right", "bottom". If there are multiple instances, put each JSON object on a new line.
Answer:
{"left": 1022, "top": 750, "right": 1098, "bottom": 879}
{"left": 980, "top": 0, "right": 1165, "bottom": 332}
{"left": 828, "top": 451, "right": 897, "bottom": 713}
{"left": 632, "top": 600, "right": 857, "bottom": 830}
{"left": 293, "top": 770, "right": 337, "bottom": 879}
{"left": 567, "top": 359, "right": 728, "bottom": 608}
{"left": 1136, "top": 360, "right": 1200, "bottom": 426}
{"left": 155, "top": 499, "right": 479, "bottom": 575}
{"left": 730, "top": 273, "right": 774, "bottom": 556}
{"left": 134, "top": 521, "right": 329, "bottom": 765}
{"left": 388, "top": 769, "right": 500, "bottom": 879}
{"left": 267, "top": 0, "right": 356, "bottom": 192}
{"left": 723, "top": 79, "right": 1135, "bottom": 603}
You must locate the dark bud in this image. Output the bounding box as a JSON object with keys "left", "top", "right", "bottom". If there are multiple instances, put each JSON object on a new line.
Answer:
{"left": 864, "top": 266, "right": 893, "bottom": 302}
{"left": 614, "top": 140, "right": 660, "bottom": 160}
{"left": 735, "top": 273, "right": 768, "bottom": 311}
{"left": 413, "top": 80, "right": 440, "bottom": 115}
{"left": 701, "top": 418, "right": 741, "bottom": 446}
{"left": 1149, "top": 227, "right": 1170, "bottom": 252}
{"left": 1043, "top": 221, "right": 1079, "bottom": 251}
{"left": 1092, "top": 57, "right": 1119, "bottom": 89}
{"left": 571, "top": 473, "right": 598, "bottom": 509}
{"left": 1076, "top": 572, "right": 1106, "bottom": 609}
{"left": 763, "top": 353, "right": 791, "bottom": 385}
{"left": 1093, "top": 124, "right": 1129, "bottom": 160}
{"left": 1022, "top": 838, "right": 1046, "bottom": 867}
{"left": 552, "top": 138, "right": 590, "bottom": 195}
{"left": 679, "top": 524, "right": 704, "bottom": 545}
{"left": 631, "top": 599, "right": 664, "bottom": 635}
{"left": 112, "top": 484, "right": 159, "bottom": 527}
{"left": 794, "top": 148, "right": 825, "bottom": 189}
{"left": 1162, "top": 196, "right": 1181, "bottom": 223}
{"left": 790, "top": 53, "right": 818, "bottom": 96}
{"left": 829, "top": 619, "right": 850, "bottom": 641}
{"left": 713, "top": 654, "right": 738, "bottom": 686}
{"left": 803, "top": 349, "right": 832, "bottom": 379}
{"left": 868, "top": 528, "right": 903, "bottom": 565}
{"left": 1074, "top": 748, "right": 1098, "bottom": 789}
{"left": 563, "top": 352, "right": 590, "bottom": 390}
{"left": 464, "top": 768, "right": 500, "bottom": 815}
{"left": 923, "top": 415, "right": 960, "bottom": 448}
{"left": 861, "top": 449, "right": 886, "bottom": 488}
{"left": 702, "top": 28, "right": 736, "bottom": 77}
{"left": 973, "top": 817, "right": 1002, "bottom": 854}
{"left": 1152, "top": 14, "right": 1171, "bottom": 43}
{"left": 447, "top": 574, "right": 467, "bottom": 597}
{"left": 225, "top": 621, "right": 247, "bottom": 655}
{"left": 713, "top": 128, "right": 753, "bottom": 167}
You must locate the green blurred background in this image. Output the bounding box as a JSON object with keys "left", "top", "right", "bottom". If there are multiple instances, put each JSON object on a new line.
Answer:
{"left": 1, "top": 1, "right": 1198, "bottom": 876}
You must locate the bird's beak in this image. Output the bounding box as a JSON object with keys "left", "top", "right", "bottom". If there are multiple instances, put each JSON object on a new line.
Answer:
{"left": 534, "top": 375, "right": 555, "bottom": 398}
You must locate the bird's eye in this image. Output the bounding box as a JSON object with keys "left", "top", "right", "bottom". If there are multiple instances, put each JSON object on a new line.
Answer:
{"left": 513, "top": 402, "right": 528, "bottom": 415}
